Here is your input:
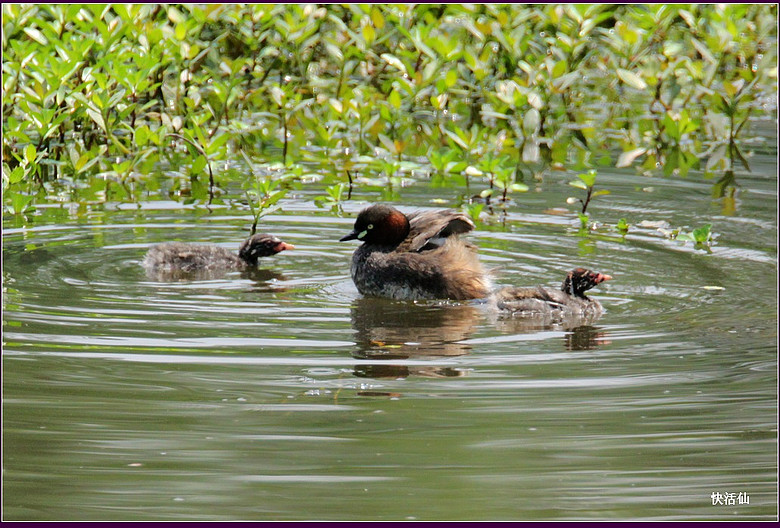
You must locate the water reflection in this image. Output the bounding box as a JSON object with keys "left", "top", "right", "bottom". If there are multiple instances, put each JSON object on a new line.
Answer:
{"left": 348, "top": 296, "right": 611, "bottom": 383}
{"left": 490, "top": 313, "right": 610, "bottom": 351}
{"left": 349, "top": 298, "right": 477, "bottom": 380}
{"left": 350, "top": 298, "right": 478, "bottom": 358}
{"left": 143, "top": 265, "right": 287, "bottom": 283}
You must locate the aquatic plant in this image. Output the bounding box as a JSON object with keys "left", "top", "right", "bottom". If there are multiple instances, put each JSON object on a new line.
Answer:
{"left": 1, "top": 4, "right": 776, "bottom": 223}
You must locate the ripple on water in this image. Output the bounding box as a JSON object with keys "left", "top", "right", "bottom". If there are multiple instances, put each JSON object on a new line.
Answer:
{"left": 2, "top": 171, "right": 777, "bottom": 520}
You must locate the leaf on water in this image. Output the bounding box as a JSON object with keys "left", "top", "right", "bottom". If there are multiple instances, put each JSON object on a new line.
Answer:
{"left": 692, "top": 224, "right": 712, "bottom": 243}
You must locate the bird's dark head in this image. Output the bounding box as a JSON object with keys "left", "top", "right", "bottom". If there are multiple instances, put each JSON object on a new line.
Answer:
{"left": 339, "top": 204, "right": 410, "bottom": 246}
{"left": 561, "top": 268, "right": 612, "bottom": 297}
{"left": 238, "top": 234, "right": 294, "bottom": 265}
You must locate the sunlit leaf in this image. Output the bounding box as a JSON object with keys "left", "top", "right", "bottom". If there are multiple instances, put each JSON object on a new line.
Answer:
{"left": 616, "top": 68, "right": 647, "bottom": 90}
{"left": 616, "top": 147, "right": 646, "bottom": 168}
{"left": 191, "top": 155, "right": 207, "bottom": 174}
{"left": 24, "top": 144, "right": 37, "bottom": 165}
{"left": 445, "top": 69, "right": 458, "bottom": 88}
{"left": 370, "top": 7, "right": 384, "bottom": 29}
{"left": 23, "top": 28, "right": 48, "bottom": 46}
{"left": 577, "top": 169, "right": 597, "bottom": 187}
{"left": 380, "top": 53, "right": 405, "bottom": 72}
{"left": 388, "top": 90, "right": 401, "bottom": 109}
{"left": 362, "top": 21, "right": 375, "bottom": 44}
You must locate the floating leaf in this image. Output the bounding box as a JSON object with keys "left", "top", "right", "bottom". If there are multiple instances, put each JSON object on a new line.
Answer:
{"left": 692, "top": 224, "right": 712, "bottom": 243}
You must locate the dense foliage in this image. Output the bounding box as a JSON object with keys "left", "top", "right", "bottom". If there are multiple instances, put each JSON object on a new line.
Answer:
{"left": 2, "top": 4, "right": 777, "bottom": 222}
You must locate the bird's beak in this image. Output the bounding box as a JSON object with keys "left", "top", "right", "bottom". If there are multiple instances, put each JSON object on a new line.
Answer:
{"left": 275, "top": 242, "right": 295, "bottom": 252}
{"left": 339, "top": 231, "right": 358, "bottom": 242}
{"left": 596, "top": 273, "right": 613, "bottom": 283}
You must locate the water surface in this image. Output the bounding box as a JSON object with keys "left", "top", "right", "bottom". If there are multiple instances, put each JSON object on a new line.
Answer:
{"left": 3, "top": 148, "right": 777, "bottom": 520}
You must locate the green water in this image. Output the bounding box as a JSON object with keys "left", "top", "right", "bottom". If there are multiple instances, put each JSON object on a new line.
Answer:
{"left": 2, "top": 141, "right": 777, "bottom": 520}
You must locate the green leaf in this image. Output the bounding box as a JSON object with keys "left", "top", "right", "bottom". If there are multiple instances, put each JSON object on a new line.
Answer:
{"left": 270, "top": 85, "right": 284, "bottom": 107}
{"left": 577, "top": 169, "right": 597, "bottom": 187}
{"left": 191, "top": 155, "right": 207, "bottom": 174}
{"left": 692, "top": 224, "right": 712, "bottom": 243}
{"left": 690, "top": 37, "right": 716, "bottom": 64}
{"left": 568, "top": 180, "right": 587, "bottom": 190}
{"left": 616, "top": 68, "right": 648, "bottom": 90}
{"left": 8, "top": 166, "right": 26, "bottom": 184}
{"left": 86, "top": 108, "right": 106, "bottom": 130}
{"left": 380, "top": 53, "right": 406, "bottom": 73}
{"left": 388, "top": 90, "right": 401, "bottom": 109}
{"left": 135, "top": 125, "right": 150, "bottom": 147}
{"left": 11, "top": 193, "right": 34, "bottom": 214}
{"left": 445, "top": 69, "right": 458, "bottom": 88}
{"left": 24, "top": 144, "right": 37, "bottom": 165}
{"left": 370, "top": 7, "right": 385, "bottom": 29}
{"left": 552, "top": 59, "right": 567, "bottom": 78}
{"left": 362, "top": 21, "right": 376, "bottom": 44}
{"left": 75, "top": 153, "right": 89, "bottom": 172}
{"left": 23, "top": 27, "right": 48, "bottom": 46}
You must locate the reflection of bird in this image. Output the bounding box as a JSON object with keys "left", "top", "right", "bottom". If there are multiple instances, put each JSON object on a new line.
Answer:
{"left": 340, "top": 204, "right": 491, "bottom": 300}
{"left": 142, "top": 233, "right": 293, "bottom": 280}
{"left": 493, "top": 268, "right": 612, "bottom": 318}
{"left": 350, "top": 298, "right": 479, "bottom": 359}
{"left": 486, "top": 268, "right": 612, "bottom": 338}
